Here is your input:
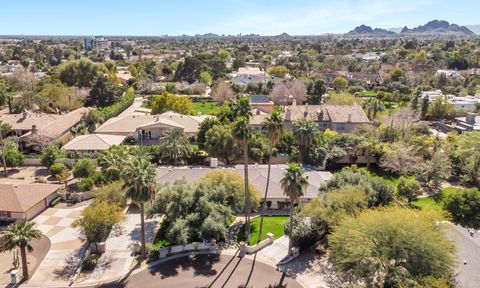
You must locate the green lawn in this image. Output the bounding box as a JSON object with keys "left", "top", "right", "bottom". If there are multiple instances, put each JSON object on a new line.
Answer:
{"left": 192, "top": 102, "right": 221, "bottom": 115}
{"left": 360, "top": 91, "right": 377, "bottom": 97}
{"left": 412, "top": 187, "right": 463, "bottom": 212}
{"left": 237, "top": 216, "right": 289, "bottom": 245}
{"left": 364, "top": 166, "right": 415, "bottom": 186}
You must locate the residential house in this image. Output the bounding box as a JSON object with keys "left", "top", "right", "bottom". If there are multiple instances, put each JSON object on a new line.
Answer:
{"left": 95, "top": 111, "right": 213, "bottom": 143}
{"left": 116, "top": 71, "right": 134, "bottom": 85}
{"left": 155, "top": 165, "right": 333, "bottom": 209}
{"left": 0, "top": 183, "right": 61, "bottom": 220}
{"left": 454, "top": 113, "right": 480, "bottom": 132}
{"left": 320, "top": 70, "right": 350, "bottom": 86}
{"left": 349, "top": 72, "right": 383, "bottom": 87}
{"left": 62, "top": 134, "right": 126, "bottom": 152}
{"left": 249, "top": 95, "right": 275, "bottom": 114}
{"left": 231, "top": 67, "right": 275, "bottom": 86}
{"left": 284, "top": 103, "right": 370, "bottom": 132}
{"left": 0, "top": 107, "right": 90, "bottom": 151}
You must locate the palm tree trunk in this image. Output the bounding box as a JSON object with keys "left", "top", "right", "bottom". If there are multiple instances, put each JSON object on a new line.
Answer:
{"left": 257, "top": 144, "right": 272, "bottom": 243}
{"left": 288, "top": 201, "right": 294, "bottom": 255}
{"left": 243, "top": 143, "right": 251, "bottom": 242}
{"left": 1, "top": 132, "right": 7, "bottom": 176}
{"left": 140, "top": 202, "right": 146, "bottom": 257}
{"left": 366, "top": 147, "right": 371, "bottom": 169}
{"left": 20, "top": 245, "right": 29, "bottom": 280}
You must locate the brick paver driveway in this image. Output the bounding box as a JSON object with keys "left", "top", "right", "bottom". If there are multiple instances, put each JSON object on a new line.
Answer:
{"left": 26, "top": 206, "right": 87, "bottom": 287}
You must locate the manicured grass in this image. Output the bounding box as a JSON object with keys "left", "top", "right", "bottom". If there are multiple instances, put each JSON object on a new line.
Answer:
{"left": 152, "top": 222, "right": 172, "bottom": 249}
{"left": 192, "top": 102, "right": 221, "bottom": 115}
{"left": 364, "top": 166, "right": 414, "bottom": 186}
{"left": 412, "top": 187, "right": 464, "bottom": 212}
{"left": 360, "top": 91, "right": 377, "bottom": 97}
{"left": 237, "top": 216, "right": 289, "bottom": 245}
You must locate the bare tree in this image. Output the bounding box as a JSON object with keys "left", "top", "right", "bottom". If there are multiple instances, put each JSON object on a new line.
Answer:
{"left": 269, "top": 80, "right": 307, "bottom": 105}
{"left": 382, "top": 107, "right": 419, "bottom": 140}
{"left": 380, "top": 142, "right": 421, "bottom": 175}
{"left": 212, "top": 81, "right": 233, "bottom": 103}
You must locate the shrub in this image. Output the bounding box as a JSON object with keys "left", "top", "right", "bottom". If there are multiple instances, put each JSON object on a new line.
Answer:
{"left": 49, "top": 163, "right": 68, "bottom": 178}
{"left": 76, "top": 177, "right": 94, "bottom": 191}
{"left": 82, "top": 254, "right": 99, "bottom": 271}
{"left": 49, "top": 196, "right": 62, "bottom": 207}
{"left": 72, "top": 202, "right": 124, "bottom": 242}
{"left": 95, "top": 181, "right": 127, "bottom": 207}
{"left": 97, "top": 87, "right": 135, "bottom": 121}
{"left": 73, "top": 159, "right": 96, "bottom": 178}
{"left": 41, "top": 145, "right": 64, "bottom": 168}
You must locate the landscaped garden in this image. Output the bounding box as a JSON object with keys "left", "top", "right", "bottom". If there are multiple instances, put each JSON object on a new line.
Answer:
{"left": 237, "top": 216, "right": 288, "bottom": 245}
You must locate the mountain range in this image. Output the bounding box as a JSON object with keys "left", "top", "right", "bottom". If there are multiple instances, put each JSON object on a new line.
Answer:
{"left": 348, "top": 20, "right": 476, "bottom": 36}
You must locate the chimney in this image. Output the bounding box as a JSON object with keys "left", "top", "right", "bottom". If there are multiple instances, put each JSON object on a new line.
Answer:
{"left": 347, "top": 113, "right": 352, "bottom": 123}
{"left": 31, "top": 124, "right": 38, "bottom": 134}
{"left": 317, "top": 108, "right": 324, "bottom": 121}
{"left": 155, "top": 114, "right": 160, "bottom": 121}
{"left": 22, "top": 109, "right": 28, "bottom": 119}
{"left": 466, "top": 112, "right": 476, "bottom": 125}
{"left": 285, "top": 106, "right": 291, "bottom": 121}
{"left": 303, "top": 104, "right": 309, "bottom": 118}
{"left": 256, "top": 108, "right": 260, "bottom": 115}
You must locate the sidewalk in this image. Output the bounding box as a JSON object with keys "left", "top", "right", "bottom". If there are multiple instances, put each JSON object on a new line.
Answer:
{"left": 74, "top": 212, "right": 160, "bottom": 286}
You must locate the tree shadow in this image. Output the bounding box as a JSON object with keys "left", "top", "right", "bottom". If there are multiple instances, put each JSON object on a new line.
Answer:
{"left": 147, "top": 254, "right": 221, "bottom": 279}
{"left": 52, "top": 251, "right": 82, "bottom": 281}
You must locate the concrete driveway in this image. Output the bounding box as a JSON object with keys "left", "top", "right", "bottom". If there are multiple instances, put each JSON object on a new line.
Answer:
{"left": 26, "top": 206, "right": 87, "bottom": 287}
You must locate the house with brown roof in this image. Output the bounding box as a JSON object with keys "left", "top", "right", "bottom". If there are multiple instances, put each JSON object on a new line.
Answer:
{"left": 284, "top": 103, "right": 370, "bottom": 132}
{"left": 61, "top": 134, "right": 127, "bottom": 152}
{"left": 0, "top": 183, "right": 61, "bottom": 220}
{"left": 95, "top": 111, "right": 213, "bottom": 143}
{"left": 0, "top": 107, "right": 90, "bottom": 151}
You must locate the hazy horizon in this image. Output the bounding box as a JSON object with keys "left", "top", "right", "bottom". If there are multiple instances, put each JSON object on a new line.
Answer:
{"left": 0, "top": 0, "right": 478, "bottom": 36}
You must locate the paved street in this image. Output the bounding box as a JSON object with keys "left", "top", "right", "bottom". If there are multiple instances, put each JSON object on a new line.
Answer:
{"left": 100, "top": 254, "right": 302, "bottom": 288}
{"left": 443, "top": 223, "right": 480, "bottom": 288}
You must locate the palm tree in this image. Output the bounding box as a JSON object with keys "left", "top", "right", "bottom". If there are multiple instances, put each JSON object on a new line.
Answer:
{"left": 363, "top": 98, "right": 385, "bottom": 120}
{"left": 122, "top": 154, "right": 157, "bottom": 257}
{"left": 280, "top": 163, "right": 308, "bottom": 254}
{"left": 232, "top": 96, "right": 252, "bottom": 119}
{"left": 232, "top": 116, "right": 253, "bottom": 241}
{"left": 97, "top": 145, "right": 129, "bottom": 181}
{"left": 158, "top": 128, "right": 191, "bottom": 166}
{"left": 257, "top": 110, "right": 284, "bottom": 243}
{"left": 292, "top": 118, "right": 316, "bottom": 152}
{"left": 0, "top": 221, "right": 42, "bottom": 280}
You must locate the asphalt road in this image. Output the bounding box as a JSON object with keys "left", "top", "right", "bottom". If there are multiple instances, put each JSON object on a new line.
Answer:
{"left": 100, "top": 253, "right": 302, "bottom": 288}
{"left": 443, "top": 223, "right": 480, "bottom": 288}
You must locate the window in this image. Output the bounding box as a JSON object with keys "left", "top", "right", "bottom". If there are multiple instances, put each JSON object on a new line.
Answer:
{"left": 0, "top": 211, "right": 11, "bottom": 218}
{"left": 335, "top": 123, "right": 346, "bottom": 131}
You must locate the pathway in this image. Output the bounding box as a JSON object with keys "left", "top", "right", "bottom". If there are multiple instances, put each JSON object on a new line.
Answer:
{"left": 26, "top": 206, "right": 87, "bottom": 287}
{"left": 74, "top": 211, "right": 160, "bottom": 286}
{"left": 117, "top": 97, "right": 145, "bottom": 116}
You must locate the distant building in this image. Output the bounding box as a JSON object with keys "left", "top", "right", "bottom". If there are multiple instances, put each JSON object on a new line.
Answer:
{"left": 83, "top": 37, "right": 98, "bottom": 51}
{"left": 62, "top": 134, "right": 126, "bottom": 152}
{"left": 421, "top": 90, "right": 480, "bottom": 111}
{"left": 249, "top": 95, "right": 275, "bottom": 114}
{"left": 454, "top": 113, "right": 480, "bottom": 131}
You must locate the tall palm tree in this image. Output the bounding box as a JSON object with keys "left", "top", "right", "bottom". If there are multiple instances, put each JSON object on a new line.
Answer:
{"left": 232, "top": 116, "right": 253, "bottom": 242}
{"left": 232, "top": 96, "right": 253, "bottom": 119}
{"left": 122, "top": 154, "right": 157, "bottom": 257}
{"left": 97, "top": 145, "right": 129, "bottom": 181}
{"left": 158, "top": 128, "right": 191, "bottom": 166}
{"left": 0, "top": 221, "right": 42, "bottom": 280}
{"left": 257, "top": 110, "right": 284, "bottom": 243}
{"left": 280, "top": 163, "right": 308, "bottom": 254}
{"left": 363, "top": 98, "right": 385, "bottom": 120}
{"left": 292, "top": 118, "right": 316, "bottom": 152}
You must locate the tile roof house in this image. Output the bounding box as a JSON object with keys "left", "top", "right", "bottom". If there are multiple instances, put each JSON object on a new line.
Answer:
{"left": 62, "top": 134, "right": 127, "bottom": 152}
{"left": 0, "top": 183, "right": 62, "bottom": 220}
{"left": 0, "top": 107, "right": 90, "bottom": 151}
{"left": 284, "top": 103, "right": 370, "bottom": 132}
{"left": 156, "top": 165, "right": 333, "bottom": 209}
{"left": 95, "top": 111, "right": 213, "bottom": 142}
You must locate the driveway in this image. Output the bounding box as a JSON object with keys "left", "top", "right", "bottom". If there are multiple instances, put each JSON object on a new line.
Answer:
{"left": 443, "top": 223, "right": 480, "bottom": 288}
{"left": 99, "top": 254, "right": 302, "bottom": 288}
{"left": 26, "top": 206, "right": 87, "bottom": 287}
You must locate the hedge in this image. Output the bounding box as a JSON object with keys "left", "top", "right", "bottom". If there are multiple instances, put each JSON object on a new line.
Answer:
{"left": 49, "top": 196, "right": 62, "bottom": 207}
{"left": 97, "top": 87, "right": 136, "bottom": 121}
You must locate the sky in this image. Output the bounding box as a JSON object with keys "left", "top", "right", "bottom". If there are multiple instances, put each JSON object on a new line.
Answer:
{"left": 0, "top": 0, "right": 478, "bottom": 36}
